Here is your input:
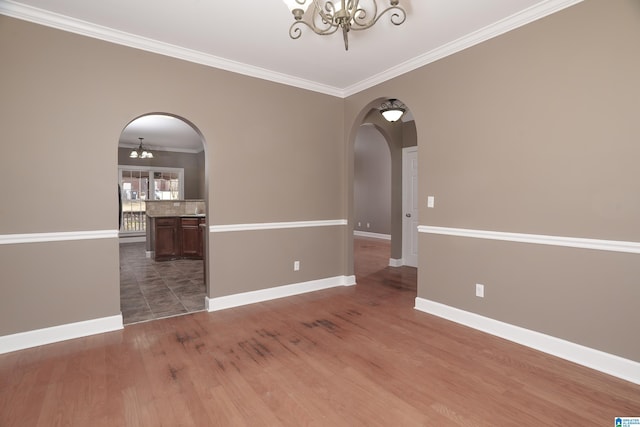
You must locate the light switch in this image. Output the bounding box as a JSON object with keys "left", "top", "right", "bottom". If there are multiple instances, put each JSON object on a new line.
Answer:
{"left": 427, "top": 196, "right": 435, "bottom": 208}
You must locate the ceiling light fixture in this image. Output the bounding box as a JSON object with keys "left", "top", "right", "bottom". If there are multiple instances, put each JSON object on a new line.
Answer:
{"left": 283, "top": 0, "right": 406, "bottom": 51}
{"left": 129, "top": 137, "right": 154, "bottom": 159}
{"left": 380, "top": 99, "right": 406, "bottom": 122}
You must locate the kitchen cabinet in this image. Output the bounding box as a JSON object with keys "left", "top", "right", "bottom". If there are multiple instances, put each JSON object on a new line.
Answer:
{"left": 153, "top": 216, "right": 205, "bottom": 261}
{"left": 154, "top": 217, "right": 180, "bottom": 260}
{"left": 180, "top": 217, "right": 204, "bottom": 259}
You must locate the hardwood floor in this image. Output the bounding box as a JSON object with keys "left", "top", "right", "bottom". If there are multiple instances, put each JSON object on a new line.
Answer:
{"left": 1, "top": 237, "right": 638, "bottom": 426}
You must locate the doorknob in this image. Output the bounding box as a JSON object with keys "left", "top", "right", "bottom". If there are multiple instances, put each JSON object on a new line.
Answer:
{"left": 405, "top": 213, "right": 412, "bottom": 218}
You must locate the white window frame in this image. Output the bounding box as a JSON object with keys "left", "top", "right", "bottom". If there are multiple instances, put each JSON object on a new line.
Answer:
{"left": 118, "top": 165, "right": 185, "bottom": 234}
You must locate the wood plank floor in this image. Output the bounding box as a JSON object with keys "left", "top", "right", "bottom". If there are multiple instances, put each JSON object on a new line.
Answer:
{"left": 1, "top": 237, "right": 638, "bottom": 426}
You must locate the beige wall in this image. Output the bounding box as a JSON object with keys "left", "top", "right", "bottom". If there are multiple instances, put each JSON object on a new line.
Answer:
{"left": 211, "top": 227, "right": 345, "bottom": 298}
{"left": 0, "top": 239, "right": 119, "bottom": 336}
{"left": 0, "top": 15, "right": 345, "bottom": 335}
{"left": 345, "top": 0, "right": 640, "bottom": 362}
{"left": 354, "top": 124, "right": 391, "bottom": 235}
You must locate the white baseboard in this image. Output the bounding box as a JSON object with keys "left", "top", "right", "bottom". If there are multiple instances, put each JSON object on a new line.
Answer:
{"left": 414, "top": 298, "right": 640, "bottom": 385}
{"left": 354, "top": 230, "right": 391, "bottom": 240}
{"left": 207, "top": 275, "right": 357, "bottom": 312}
{"left": 389, "top": 258, "right": 403, "bottom": 267}
{"left": 0, "top": 314, "right": 123, "bottom": 355}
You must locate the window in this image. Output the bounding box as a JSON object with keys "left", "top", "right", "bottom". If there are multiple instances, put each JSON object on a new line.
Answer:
{"left": 153, "top": 171, "right": 180, "bottom": 200}
{"left": 118, "top": 166, "right": 184, "bottom": 233}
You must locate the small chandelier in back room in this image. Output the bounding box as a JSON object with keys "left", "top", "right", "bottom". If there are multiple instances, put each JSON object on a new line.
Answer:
{"left": 129, "top": 137, "right": 154, "bottom": 159}
{"left": 282, "top": 0, "right": 407, "bottom": 51}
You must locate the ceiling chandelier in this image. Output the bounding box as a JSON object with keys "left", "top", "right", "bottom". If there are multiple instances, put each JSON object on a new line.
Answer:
{"left": 129, "top": 137, "right": 154, "bottom": 159}
{"left": 283, "top": 0, "right": 407, "bottom": 50}
{"left": 380, "top": 99, "right": 406, "bottom": 122}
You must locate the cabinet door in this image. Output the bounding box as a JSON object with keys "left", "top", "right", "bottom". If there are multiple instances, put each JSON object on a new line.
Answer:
{"left": 155, "top": 217, "right": 179, "bottom": 260}
{"left": 180, "top": 218, "right": 202, "bottom": 259}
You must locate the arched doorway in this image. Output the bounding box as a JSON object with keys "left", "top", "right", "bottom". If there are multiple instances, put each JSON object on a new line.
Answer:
{"left": 117, "top": 113, "right": 208, "bottom": 325}
{"left": 350, "top": 99, "right": 418, "bottom": 289}
{"left": 353, "top": 123, "right": 393, "bottom": 276}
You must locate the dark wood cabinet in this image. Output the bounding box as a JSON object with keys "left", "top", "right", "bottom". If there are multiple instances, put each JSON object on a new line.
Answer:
{"left": 154, "top": 217, "right": 180, "bottom": 260}
{"left": 180, "top": 217, "right": 203, "bottom": 259}
{"left": 154, "top": 216, "right": 205, "bottom": 261}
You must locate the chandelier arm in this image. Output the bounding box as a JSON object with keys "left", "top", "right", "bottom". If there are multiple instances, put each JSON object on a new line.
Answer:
{"left": 289, "top": 21, "right": 305, "bottom": 40}
{"left": 350, "top": 0, "right": 377, "bottom": 28}
{"left": 350, "top": 5, "right": 406, "bottom": 31}
{"left": 316, "top": 1, "right": 340, "bottom": 29}
{"left": 310, "top": 17, "right": 341, "bottom": 35}
{"left": 289, "top": 19, "right": 339, "bottom": 39}
{"left": 321, "top": 0, "right": 336, "bottom": 17}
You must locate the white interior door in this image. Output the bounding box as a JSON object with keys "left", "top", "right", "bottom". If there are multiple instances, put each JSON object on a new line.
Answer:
{"left": 402, "top": 147, "right": 418, "bottom": 267}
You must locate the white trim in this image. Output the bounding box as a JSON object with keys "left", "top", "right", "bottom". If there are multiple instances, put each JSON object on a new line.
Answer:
{"left": 0, "top": 0, "right": 582, "bottom": 98}
{"left": 0, "top": 230, "right": 118, "bottom": 245}
{"left": 418, "top": 226, "right": 640, "bottom": 254}
{"left": 342, "top": 0, "right": 584, "bottom": 96}
{"left": 210, "top": 219, "right": 347, "bottom": 233}
{"left": 388, "top": 258, "right": 403, "bottom": 267}
{"left": 354, "top": 230, "right": 391, "bottom": 240}
{"left": 206, "top": 275, "right": 357, "bottom": 312}
{"left": 0, "top": 314, "right": 123, "bottom": 355}
{"left": 414, "top": 298, "right": 640, "bottom": 385}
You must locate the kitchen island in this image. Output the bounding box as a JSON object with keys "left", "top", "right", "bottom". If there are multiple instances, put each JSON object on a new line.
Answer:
{"left": 145, "top": 200, "right": 206, "bottom": 261}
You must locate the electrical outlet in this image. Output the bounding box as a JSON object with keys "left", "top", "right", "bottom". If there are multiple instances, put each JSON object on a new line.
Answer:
{"left": 476, "top": 283, "right": 484, "bottom": 298}
{"left": 366, "top": 223, "right": 370, "bottom": 228}
{"left": 358, "top": 222, "right": 361, "bottom": 227}
{"left": 294, "top": 261, "right": 300, "bottom": 271}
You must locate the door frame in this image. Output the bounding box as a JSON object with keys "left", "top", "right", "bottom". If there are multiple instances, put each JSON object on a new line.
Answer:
{"left": 402, "top": 146, "right": 418, "bottom": 267}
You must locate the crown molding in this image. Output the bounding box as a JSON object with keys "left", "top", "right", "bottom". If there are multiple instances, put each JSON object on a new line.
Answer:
{"left": 1, "top": 0, "right": 583, "bottom": 98}
{"left": 0, "top": 0, "right": 344, "bottom": 97}
{"left": 343, "top": 0, "right": 584, "bottom": 96}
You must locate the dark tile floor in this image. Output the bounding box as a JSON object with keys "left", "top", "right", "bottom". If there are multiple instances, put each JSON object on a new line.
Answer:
{"left": 119, "top": 242, "right": 206, "bottom": 325}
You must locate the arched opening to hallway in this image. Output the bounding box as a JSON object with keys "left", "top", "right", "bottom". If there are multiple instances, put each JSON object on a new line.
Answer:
{"left": 351, "top": 99, "right": 418, "bottom": 294}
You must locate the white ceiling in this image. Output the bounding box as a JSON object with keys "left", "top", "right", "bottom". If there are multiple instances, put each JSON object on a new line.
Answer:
{"left": 119, "top": 114, "right": 204, "bottom": 154}
{"left": 1, "top": 0, "right": 582, "bottom": 151}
